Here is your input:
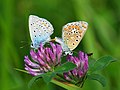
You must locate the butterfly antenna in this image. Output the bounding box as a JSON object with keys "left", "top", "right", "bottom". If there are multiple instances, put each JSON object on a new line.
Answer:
{"left": 20, "top": 44, "right": 29, "bottom": 48}
{"left": 20, "top": 42, "right": 30, "bottom": 49}
{"left": 20, "top": 40, "right": 28, "bottom": 43}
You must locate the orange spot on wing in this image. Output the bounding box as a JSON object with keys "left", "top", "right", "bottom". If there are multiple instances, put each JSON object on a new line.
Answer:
{"left": 75, "top": 25, "right": 77, "bottom": 29}
{"left": 64, "top": 28, "right": 68, "bottom": 30}
{"left": 79, "top": 30, "right": 82, "bottom": 33}
{"left": 83, "top": 25, "right": 87, "bottom": 28}
{"left": 42, "top": 23, "right": 46, "bottom": 26}
{"left": 75, "top": 25, "right": 80, "bottom": 30}
{"left": 72, "top": 25, "right": 75, "bottom": 29}
{"left": 68, "top": 26, "right": 71, "bottom": 29}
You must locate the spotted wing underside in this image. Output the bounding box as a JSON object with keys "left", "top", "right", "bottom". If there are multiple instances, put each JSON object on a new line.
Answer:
{"left": 62, "top": 21, "right": 88, "bottom": 50}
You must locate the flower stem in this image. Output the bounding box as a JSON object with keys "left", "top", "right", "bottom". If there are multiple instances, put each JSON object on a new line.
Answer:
{"left": 51, "top": 78, "right": 81, "bottom": 90}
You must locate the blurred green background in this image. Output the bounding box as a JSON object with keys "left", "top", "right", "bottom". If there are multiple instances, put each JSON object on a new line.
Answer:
{"left": 0, "top": 0, "right": 120, "bottom": 90}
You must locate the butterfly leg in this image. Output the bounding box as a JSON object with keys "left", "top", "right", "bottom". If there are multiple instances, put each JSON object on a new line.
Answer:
{"left": 50, "top": 38, "right": 56, "bottom": 42}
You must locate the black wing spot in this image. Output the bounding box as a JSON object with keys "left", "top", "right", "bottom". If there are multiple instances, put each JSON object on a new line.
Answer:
{"left": 34, "top": 30, "right": 35, "bottom": 32}
{"left": 35, "top": 35, "right": 36, "bottom": 37}
{"left": 76, "top": 40, "right": 78, "bottom": 42}
{"left": 31, "top": 43, "right": 33, "bottom": 46}
{"left": 73, "top": 43, "right": 74, "bottom": 45}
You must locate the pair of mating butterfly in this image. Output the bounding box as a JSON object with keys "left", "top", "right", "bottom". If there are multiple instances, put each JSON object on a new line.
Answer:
{"left": 29, "top": 15, "right": 88, "bottom": 55}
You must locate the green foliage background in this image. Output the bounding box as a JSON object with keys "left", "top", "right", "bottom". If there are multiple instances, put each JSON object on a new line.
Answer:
{"left": 0, "top": 0, "right": 120, "bottom": 90}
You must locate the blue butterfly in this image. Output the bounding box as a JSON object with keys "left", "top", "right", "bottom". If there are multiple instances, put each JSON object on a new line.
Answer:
{"left": 29, "top": 15, "right": 54, "bottom": 49}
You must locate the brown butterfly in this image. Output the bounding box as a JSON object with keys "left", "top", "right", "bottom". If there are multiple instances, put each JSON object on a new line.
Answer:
{"left": 55, "top": 21, "right": 88, "bottom": 55}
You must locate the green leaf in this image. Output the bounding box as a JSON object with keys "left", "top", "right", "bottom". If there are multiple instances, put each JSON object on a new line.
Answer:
{"left": 28, "top": 72, "right": 56, "bottom": 88}
{"left": 16, "top": 68, "right": 55, "bottom": 87}
{"left": 87, "top": 74, "right": 106, "bottom": 87}
{"left": 91, "top": 55, "right": 117, "bottom": 72}
{"left": 28, "top": 74, "right": 42, "bottom": 88}
{"left": 88, "top": 57, "right": 96, "bottom": 70}
{"left": 55, "top": 62, "right": 76, "bottom": 73}
{"left": 42, "top": 72, "right": 56, "bottom": 84}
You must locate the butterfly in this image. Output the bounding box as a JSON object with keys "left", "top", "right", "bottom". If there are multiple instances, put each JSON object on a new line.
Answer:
{"left": 29, "top": 15, "right": 54, "bottom": 49}
{"left": 55, "top": 21, "right": 88, "bottom": 55}
{"left": 29, "top": 15, "right": 88, "bottom": 55}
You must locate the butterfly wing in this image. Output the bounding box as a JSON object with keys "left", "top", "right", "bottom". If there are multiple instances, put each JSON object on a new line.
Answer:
{"left": 29, "top": 15, "right": 54, "bottom": 48}
{"left": 62, "top": 21, "right": 88, "bottom": 50}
